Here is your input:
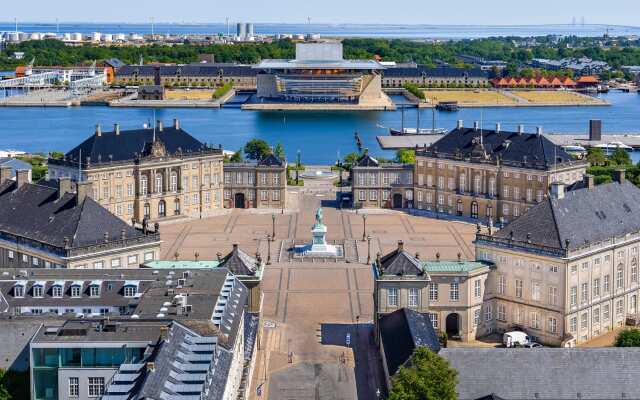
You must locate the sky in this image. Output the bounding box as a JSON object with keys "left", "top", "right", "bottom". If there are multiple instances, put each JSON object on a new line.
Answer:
{"left": 2, "top": 0, "right": 640, "bottom": 26}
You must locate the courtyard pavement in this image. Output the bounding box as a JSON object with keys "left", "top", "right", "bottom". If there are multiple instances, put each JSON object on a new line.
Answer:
{"left": 159, "top": 176, "right": 480, "bottom": 399}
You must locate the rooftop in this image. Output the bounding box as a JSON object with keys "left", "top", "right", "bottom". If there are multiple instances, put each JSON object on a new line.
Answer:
{"left": 422, "top": 260, "right": 492, "bottom": 273}
{"left": 32, "top": 318, "right": 165, "bottom": 344}
{"left": 255, "top": 59, "right": 385, "bottom": 70}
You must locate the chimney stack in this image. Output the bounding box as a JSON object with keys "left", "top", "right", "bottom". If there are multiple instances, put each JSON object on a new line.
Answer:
{"left": 536, "top": 126, "right": 543, "bottom": 136}
{"left": 76, "top": 181, "right": 93, "bottom": 205}
{"left": 589, "top": 119, "right": 602, "bottom": 142}
{"left": 0, "top": 166, "right": 12, "bottom": 183}
{"left": 58, "top": 176, "right": 72, "bottom": 200}
{"left": 550, "top": 181, "right": 566, "bottom": 199}
{"left": 174, "top": 118, "right": 180, "bottom": 130}
{"left": 456, "top": 119, "right": 464, "bottom": 130}
{"left": 95, "top": 124, "right": 101, "bottom": 137}
{"left": 397, "top": 240, "right": 404, "bottom": 251}
{"left": 614, "top": 169, "right": 626, "bottom": 184}
{"left": 114, "top": 123, "right": 120, "bottom": 135}
{"left": 232, "top": 243, "right": 239, "bottom": 252}
{"left": 583, "top": 174, "right": 595, "bottom": 190}
{"left": 474, "top": 121, "right": 480, "bottom": 131}
{"left": 157, "top": 120, "right": 163, "bottom": 132}
{"left": 15, "top": 169, "right": 30, "bottom": 189}
{"left": 518, "top": 124, "right": 525, "bottom": 134}
{"left": 495, "top": 122, "right": 501, "bottom": 133}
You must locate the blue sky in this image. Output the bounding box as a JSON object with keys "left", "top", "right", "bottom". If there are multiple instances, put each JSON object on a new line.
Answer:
{"left": 3, "top": 0, "right": 639, "bottom": 25}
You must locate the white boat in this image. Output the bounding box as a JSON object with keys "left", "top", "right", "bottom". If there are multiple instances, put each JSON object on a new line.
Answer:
{"left": 594, "top": 142, "right": 633, "bottom": 154}
{"left": 390, "top": 127, "right": 448, "bottom": 136}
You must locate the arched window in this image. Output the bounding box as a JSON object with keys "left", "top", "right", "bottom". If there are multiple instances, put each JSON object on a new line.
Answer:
{"left": 170, "top": 171, "right": 178, "bottom": 192}
{"left": 471, "top": 201, "right": 478, "bottom": 219}
{"left": 143, "top": 203, "right": 150, "bottom": 219}
{"left": 155, "top": 173, "right": 163, "bottom": 194}
{"left": 158, "top": 200, "right": 166, "bottom": 217}
{"left": 174, "top": 198, "right": 181, "bottom": 215}
{"left": 140, "top": 175, "right": 148, "bottom": 196}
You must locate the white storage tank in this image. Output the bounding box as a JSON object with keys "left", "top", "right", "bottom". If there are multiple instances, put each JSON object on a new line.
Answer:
{"left": 71, "top": 33, "right": 83, "bottom": 41}
{"left": 103, "top": 33, "right": 113, "bottom": 42}
{"left": 246, "top": 23, "right": 254, "bottom": 37}
{"left": 63, "top": 33, "right": 72, "bottom": 41}
{"left": 29, "top": 32, "right": 42, "bottom": 40}
{"left": 19, "top": 32, "right": 30, "bottom": 41}
{"left": 8, "top": 32, "right": 20, "bottom": 42}
{"left": 91, "top": 32, "right": 102, "bottom": 42}
{"left": 114, "top": 33, "right": 126, "bottom": 41}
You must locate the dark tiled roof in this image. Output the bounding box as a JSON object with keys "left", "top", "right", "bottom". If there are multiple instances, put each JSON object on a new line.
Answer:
{"left": 104, "top": 58, "right": 125, "bottom": 69}
{"left": 420, "top": 127, "right": 576, "bottom": 170}
{"left": 441, "top": 348, "right": 640, "bottom": 400}
{"left": 0, "top": 181, "right": 146, "bottom": 249}
{"left": 63, "top": 126, "right": 212, "bottom": 166}
{"left": 382, "top": 65, "right": 488, "bottom": 78}
{"left": 494, "top": 181, "right": 640, "bottom": 251}
{"left": 378, "top": 245, "right": 425, "bottom": 276}
{"left": 259, "top": 153, "right": 285, "bottom": 167}
{"left": 117, "top": 64, "right": 257, "bottom": 78}
{"left": 356, "top": 152, "right": 379, "bottom": 167}
{"left": 379, "top": 308, "right": 440, "bottom": 376}
{"left": 218, "top": 244, "right": 258, "bottom": 276}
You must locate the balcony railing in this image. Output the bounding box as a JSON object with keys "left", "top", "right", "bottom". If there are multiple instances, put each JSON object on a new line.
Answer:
{"left": 475, "top": 233, "right": 567, "bottom": 258}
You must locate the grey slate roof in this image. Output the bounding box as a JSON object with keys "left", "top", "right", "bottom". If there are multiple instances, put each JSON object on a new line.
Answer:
{"left": 379, "top": 308, "right": 440, "bottom": 376}
{"left": 355, "top": 152, "right": 379, "bottom": 167}
{"left": 382, "top": 65, "right": 488, "bottom": 78}
{"left": 62, "top": 125, "right": 217, "bottom": 167}
{"left": 377, "top": 244, "right": 425, "bottom": 276}
{"left": 258, "top": 153, "right": 285, "bottom": 167}
{"left": 420, "top": 127, "right": 576, "bottom": 170}
{"left": 218, "top": 244, "right": 258, "bottom": 276}
{"left": 117, "top": 64, "right": 257, "bottom": 77}
{"left": 441, "top": 348, "right": 640, "bottom": 400}
{"left": 494, "top": 181, "right": 640, "bottom": 251}
{"left": 0, "top": 180, "right": 147, "bottom": 249}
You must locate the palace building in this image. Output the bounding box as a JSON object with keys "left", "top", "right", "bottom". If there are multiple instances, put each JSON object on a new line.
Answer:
{"left": 222, "top": 154, "right": 287, "bottom": 209}
{"left": 47, "top": 119, "right": 225, "bottom": 222}
{"left": 413, "top": 122, "right": 588, "bottom": 224}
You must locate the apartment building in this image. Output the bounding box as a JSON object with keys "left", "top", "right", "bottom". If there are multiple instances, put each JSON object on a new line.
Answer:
{"left": 373, "top": 241, "right": 493, "bottom": 342}
{"left": 351, "top": 151, "right": 414, "bottom": 209}
{"left": 475, "top": 173, "right": 640, "bottom": 346}
{"left": 223, "top": 154, "right": 287, "bottom": 209}
{"left": 413, "top": 122, "right": 588, "bottom": 224}
{"left": 0, "top": 171, "right": 160, "bottom": 270}
{"left": 48, "top": 119, "right": 225, "bottom": 222}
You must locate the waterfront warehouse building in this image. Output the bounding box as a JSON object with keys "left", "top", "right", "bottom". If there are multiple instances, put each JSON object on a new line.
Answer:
{"left": 476, "top": 175, "right": 640, "bottom": 346}
{"left": 223, "top": 154, "right": 287, "bottom": 209}
{"left": 381, "top": 65, "right": 489, "bottom": 88}
{"left": 0, "top": 170, "right": 160, "bottom": 269}
{"left": 412, "top": 122, "right": 588, "bottom": 224}
{"left": 48, "top": 119, "right": 225, "bottom": 222}
{"left": 113, "top": 63, "right": 257, "bottom": 89}
{"left": 254, "top": 41, "right": 388, "bottom": 104}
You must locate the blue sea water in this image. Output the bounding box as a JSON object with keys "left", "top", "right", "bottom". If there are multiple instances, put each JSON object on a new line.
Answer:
{"left": 0, "top": 92, "right": 639, "bottom": 164}
{"left": 1, "top": 22, "right": 640, "bottom": 39}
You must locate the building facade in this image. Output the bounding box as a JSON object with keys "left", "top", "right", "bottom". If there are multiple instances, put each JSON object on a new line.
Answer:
{"left": 223, "top": 154, "right": 287, "bottom": 209}
{"left": 48, "top": 119, "right": 225, "bottom": 222}
{"left": 114, "top": 63, "right": 257, "bottom": 89}
{"left": 351, "top": 151, "right": 414, "bottom": 209}
{"left": 413, "top": 122, "right": 588, "bottom": 224}
{"left": 381, "top": 66, "right": 489, "bottom": 88}
{"left": 0, "top": 173, "right": 160, "bottom": 270}
{"left": 475, "top": 174, "right": 640, "bottom": 346}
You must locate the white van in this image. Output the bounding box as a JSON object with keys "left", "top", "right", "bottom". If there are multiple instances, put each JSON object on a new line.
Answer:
{"left": 503, "top": 331, "right": 530, "bottom": 348}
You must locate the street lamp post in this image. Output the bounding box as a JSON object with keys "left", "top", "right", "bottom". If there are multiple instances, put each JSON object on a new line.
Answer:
{"left": 296, "top": 149, "right": 301, "bottom": 185}
{"left": 266, "top": 235, "right": 272, "bottom": 265}
{"left": 271, "top": 213, "right": 276, "bottom": 240}
{"left": 362, "top": 214, "right": 367, "bottom": 241}
{"left": 366, "top": 235, "right": 372, "bottom": 265}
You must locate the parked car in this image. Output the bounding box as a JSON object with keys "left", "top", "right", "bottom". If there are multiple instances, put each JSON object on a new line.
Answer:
{"left": 503, "top": 331, "right": 530, "bottom": 348}
{"left": 523, "top": 342, "right": 543, "bottom": 348}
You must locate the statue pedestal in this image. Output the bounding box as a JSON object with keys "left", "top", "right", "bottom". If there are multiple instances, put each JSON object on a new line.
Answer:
{"left": 294, "top": 210, "right": 343, "bottom": 258}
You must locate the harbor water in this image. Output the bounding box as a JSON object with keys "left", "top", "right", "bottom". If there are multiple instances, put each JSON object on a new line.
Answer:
{"left": 1, "top": 92, "right": 639, "bottom": 164}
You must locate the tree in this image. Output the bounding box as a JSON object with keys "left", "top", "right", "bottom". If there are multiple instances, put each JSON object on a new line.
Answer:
{"left": 0, "top": 369, "right": 13, "bottom": 400}
{"left": 243, "top": 139, "right": 271, "bottom": 161}
{"left": 49, "top": 151, "right": 64, "bottom": 159}
{"left": 342, "top": 152, "right": 361, "bottom": 170}
{"left": 274, "top": 143, "right": 286, "bottom": 160}
{"left": 395, "top": 149, "right": 415, "bottom": 165}
{"left": 586, "top": 148, "right": 607, "bottom": 166}
{"left": 227, "top": 148, "right": 243, "bottom": 163}
{"left": 388, "top": 347, "right": 458, "bottom": 400}
{"left": 616, "top": 329, "right": 640, "bottom": 347}
{"left": 609, "top": 148, "right": 632, "bottom": 166}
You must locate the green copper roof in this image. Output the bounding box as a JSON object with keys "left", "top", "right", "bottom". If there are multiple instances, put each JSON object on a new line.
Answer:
{"left": 143, "top": 260, "right": 221, "bottom": 269}
{"left": 422, "top": 260, "right": 492, "bottom": 273}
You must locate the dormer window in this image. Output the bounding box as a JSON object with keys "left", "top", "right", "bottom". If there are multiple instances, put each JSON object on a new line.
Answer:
{"left": 14, "top": 284, "right": 25, "bottom": 298}
{"left": 90, "top": 285, "right": 100, "bottom": 297}
{"left": 70, "top": 284, "right": 81, "bottom": 298}
{"left": 52, "top": 285, "right": 63, "bottom": 298}
{"left": 124, "top": 286, "right": 136, "bottom": 297}
{"left": 32, "top": 285, "right": 43, "bottom": 298}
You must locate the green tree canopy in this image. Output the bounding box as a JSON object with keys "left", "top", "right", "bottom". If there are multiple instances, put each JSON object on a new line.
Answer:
{"left": 243, "top": 139, "right": 271, "bottom": 161}
{"left": 616, "top": 329, "right": 640, "bottom": 347}
{"left": 609, "top": 148, "right": 632, "bottom": 166}
{"left": 342, "top": 152, "right": 361, "bottom": 170}
{"left": 274, "top": 143, "right": 286, "bottom": 160}
{"left": 395, "top": 149, "right": 416, "bottom": 165}
{"left": 227, "top": 148, "right": 243, "bottom": 163}
{"left": 389, "top": 347, "right": 458, "bottom": 400}
{"left": 586, "top": 148, "right": 607, "bottom": 166}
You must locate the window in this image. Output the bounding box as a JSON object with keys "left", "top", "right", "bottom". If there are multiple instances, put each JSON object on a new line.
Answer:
{"left": 192, "top": 193, "right": 199, "bottom": 205}
{"left": 88, "top": 377, "right": 105, "bottom": 397}
{"left": 548, "top": 317, "right": 557, "bottom": 334}
{"left": 497, "top": 275, "right": 506, "bottom": 294}
{"left": 260, "top": 173, "right": 267, "bottom": 185}
{"left": 429, "top": 283, "right": 438, "bottom": 301}
{"left": 192, "top": 175, "right": 199, "bottom": 190}
{"left": 474, "top": 309, "right": 481, "bottom": 326}
{"left": 140, "top": 175, "right": 148, "bottom": 195}
{"left": 158, "top": 200, "right": 166, "bottom": 218}
{"left": 429, "top": 313, "right": 438, "bottom": 329}
{"left": 497, "top": 303, "right": 506, "bottom": 321}
{"left": 531, "top": 312, "right": 540, "bottom": 329}
{"left": 128, "top": 255, "right": 138, "bottom": 266}
{"left": 616, "top": 299, "right": 624, "bottom": 316}
{"left": 22, "top": 254, "right": 28, "bottom": 263}
{"left": 144, "top": 252, "right": 154, "bottom": 261}
{"left": 224, "top": 172, "right": 231, "bottom": 185}
{"left": 127, "top": 183, "right": 134, "bottom": 197}
{"left": 484, "top": 304, "right": 492, "bottom": 321}
{"left": 581, "top": 282, "right": 589, "bottom": 304}
{"left": 261, "top": 190, "right": 268, "bottom": 202}
{"left": 170, "top": 172, "right": 178, "bottom": 192}
{"left": 369, "top": 190, "right": 377, "bottom": 201}
{"left": 631, "top": 295, "right": 638, "bottom": 314}
{"left": 488, "top": 177, "right": 496, "bottom": 196}
{"left": 548, "top": 286, "right": 558, "bottom": 305}
{"left": 449, "top": 282, "right": 459, "bottom": 301}
{"left": 473, "top": 175, "right": 481, "bottom": 193}
{"left": 581, "top": 313, "right": 588, "bottom": 329}
{"left": 531, "top": 282, "right": 540, "bottom": 301}
{"left": 111, "top": 258, "right": 121, "bottom": 268}
{"left": 8, "top": 250, "right": 14, "bottom": 260}
{"left": 603, "top": 304, "right": 610, "bottom": 321}
{"left": 515, "top": 279, "right": 523, "bottom": 298}
{"left": 93, "top": 261, "right": 104, "bottom": 269}
{"left": 503, "top": 185, "right": 510, "bottom": 199}
{"left": 143, "top": 203, "right": 150, "bottom": 219}
{"left": 33, "top": 285, "right": 43, "bottom": 298}
{"left": 570, "top": 317, "right": 577, "bottom": 333}
{"left": 14, "top": 285, "right": 24, "bottom": 297}
{"left": 124, "top": 286, "right": 137, "bottom": 297}
{"left": 593, "top": 307, "right": 600, "bottom": 324}
{"left": 52, "top": 285, "right": 63, "bottom": 298}
{"left": 570, "top": 286, "right": 577, "bottom": 307}
{"left": 616, "top": 265, "right": 624, "bottom": 289}
{"left": 32, "top": 257, "right": 39, "bottom": 266}
{"left": 408, "top": 288, "right": 419, "bottom": 307}
{"left": 223, "top": 189, "right": 230, "bottom": 200}
{"left": 387, "top": 288, "right": 398, "bottom": 306}
{"left": 89, "top": 285, "right": 100, "bottom": 297}
{"left": 68, "top": 377, "right": 79, "bottom": 398}
{"left": 70, "top": 285, "right": 81, "bottom": 297}
{"left": 632, "top": 263, "right": 638, "bottom": 284}
{"left": 604, "top": 274, "right": 610, "bottom": 293}
{"left": 474, "top": 280, "right": 482, "bottom": 298}
{"left": 593, "top": 278, "right": 600, "bottom": 298}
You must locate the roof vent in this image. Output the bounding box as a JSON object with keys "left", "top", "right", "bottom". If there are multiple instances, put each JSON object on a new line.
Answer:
{"left": 518, "top": 124, "right": 524, "bottom": 134}
{"left": 495, "top": 122, "right": 501, "bottom": 133}
{"left": 536, "top": 126, "right": 543, "bottom": 136}
{"left": 95, "top": 124, "right": 102, "bottom": 137}
{"left": 456, "top": 119, "right": 463, "bottom": 129}
{"left": 114, "top": 123, "right": 120, "bottom": 135}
